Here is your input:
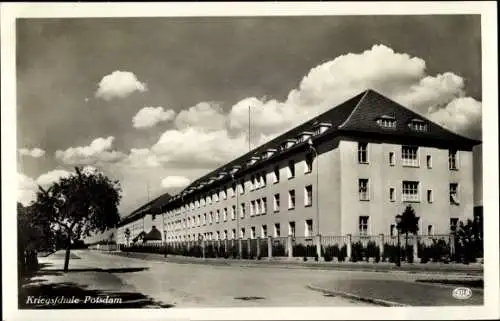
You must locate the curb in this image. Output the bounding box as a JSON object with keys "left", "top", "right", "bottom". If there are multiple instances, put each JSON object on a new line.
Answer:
{"left": 306, "top": 284, "right": 407, "bottom": 307}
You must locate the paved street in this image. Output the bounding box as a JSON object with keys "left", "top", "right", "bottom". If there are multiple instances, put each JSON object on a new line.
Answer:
{"left": 23, "top": 250, "right": 482, "bottom": 308}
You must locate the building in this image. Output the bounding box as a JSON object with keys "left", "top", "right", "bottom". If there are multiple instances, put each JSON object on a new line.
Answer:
{"left": 117, "top": 89, "right": 480, "bottom": 245}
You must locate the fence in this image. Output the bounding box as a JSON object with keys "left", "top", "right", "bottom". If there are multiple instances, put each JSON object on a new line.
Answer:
{"left": 112, "top": 233, "right": 481, "bottom": 264}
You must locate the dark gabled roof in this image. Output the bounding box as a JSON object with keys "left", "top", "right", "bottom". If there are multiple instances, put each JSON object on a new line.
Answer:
{"left": 339, "top": 89, "right": 481, "bottom": 144}
{"left": 119, "top": 192, "right": 172, "bottom": 226}
{"left": 129, "top": 89, "right": 482, "bottom": 212}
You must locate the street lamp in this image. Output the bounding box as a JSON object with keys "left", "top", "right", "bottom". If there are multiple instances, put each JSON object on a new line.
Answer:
{"left": 395, "top": 214, "right": 402, "bottom": 267}
{"left": 307, "top": 138, "right": 320, "bottom": 236}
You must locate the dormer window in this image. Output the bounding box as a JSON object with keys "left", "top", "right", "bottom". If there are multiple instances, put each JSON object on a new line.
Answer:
{"left": 408, "top": 119, "right": 427, "bottom": 132}
{"left": 264, "top": 148, "right": 277, "bottom": 159}
{"left": 376, "top": 116, "right": 396, "bottom": 129}
{"left": 297, "top": 131, "right": 313, "bottom": 143}
{"left": 313, "top": 122, "right": 332, "bottom": 135}
{"left": 247, "top": 156, "right": 260, "bottom": 166}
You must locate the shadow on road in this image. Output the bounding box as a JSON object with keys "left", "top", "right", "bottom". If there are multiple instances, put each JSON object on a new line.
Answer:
{"left": 19, "top": 281, "right": 174, "bottom": 309}
{"left": 36, "top": 267, "right": 151, "bottom": 273}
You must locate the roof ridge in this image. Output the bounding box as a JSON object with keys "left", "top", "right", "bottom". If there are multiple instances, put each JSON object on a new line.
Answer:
{"left": 337, "top": 89, "right": 371, "bottom": 129}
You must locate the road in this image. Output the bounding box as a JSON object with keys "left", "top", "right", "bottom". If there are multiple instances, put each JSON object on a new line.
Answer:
{"left": 30, "top": 250, "right": 481, "bottom": 308}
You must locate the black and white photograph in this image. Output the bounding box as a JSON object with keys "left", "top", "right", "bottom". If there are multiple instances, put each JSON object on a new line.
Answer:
{"left": 2, "top": 2, "right": 499, "bottom": 320}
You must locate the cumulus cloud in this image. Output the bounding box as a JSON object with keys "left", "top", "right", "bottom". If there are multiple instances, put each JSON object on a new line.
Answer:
{"left": 18, "top": 147, "right": 45, "bottom": 158}
{"left": 95, "top": 71, "right": 147, "bottom": 101}
{"left": 132, "top": 106, "right": 176, "bottom": 129}
{"left": 55, "top": 136, "right": 126, "bottom": 166}
{"left": 161, "top": 176, "right": 191, "bottom": 189}
{"left": 36, "top": 169, "right": 73, "bottom": 186}
{"left": 18, "top": 173, "right": 38, "bottom": 206}
{"left": 120, "top": 148, "right": 161, "bottom": 169}
{"left": 428, "top": 97, "right": 482, "bottom": 139}
{"left": 151, "top": 127, "right": 248, "bottom": 167}
{"left": 175, "top": 102, "right": 226, "bottom": 131}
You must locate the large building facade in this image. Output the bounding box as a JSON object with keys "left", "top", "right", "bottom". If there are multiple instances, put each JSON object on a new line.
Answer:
{"left": 117, "top": 90, "right": 480, "bottom": 245}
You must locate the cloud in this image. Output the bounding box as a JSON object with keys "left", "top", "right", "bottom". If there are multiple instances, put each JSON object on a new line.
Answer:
{"left": 174, "top": 102, "right": 226, "bottom": 131}
{"left": 161, "top": 176, "right": 191, "bottom": 189}
{"left": 95, "top": 71, "right": 147, "bottom": 101}
{"left": 151, "top": 127, "right": 248, "bottom": 167}
{"left": 18, "top": 173, "right": 38, "bottom": 206}
{"left": 428, "top": 97, "right": 482, "bottom": 139}
{"left": 36, "top": 169, "right": 73, "bottom": 186}
{"left": 132, "top": 107, "right": 176, "bottom": 129}
{"left": 55, "top": 136, "right": 126, "bottom": 166}
{"left": 18, "top": 147, "right": 45, "bottom": 158}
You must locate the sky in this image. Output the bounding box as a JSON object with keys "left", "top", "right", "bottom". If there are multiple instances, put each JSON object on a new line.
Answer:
{"left": 16, "top": 15, "right": 483, "bottom": 215}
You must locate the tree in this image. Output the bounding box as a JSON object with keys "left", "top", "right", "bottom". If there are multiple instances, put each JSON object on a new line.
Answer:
{"left": 35, "top": 167, "right": 121, "bottom": 272}
{"left": 17, "top": 202, "right": 54, "bottom": 275}
{"left": 397, "top": 205, "right": 420, "bottom": 249}
{"left": 124, "top": 228, "right": 131, "bottom": 246}
{"left": 456, "top": 218, "right": 483, "bottom": 263}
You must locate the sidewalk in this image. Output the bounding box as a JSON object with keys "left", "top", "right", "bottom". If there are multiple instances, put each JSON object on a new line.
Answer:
{"left": 307, "top": 278, "right": 484, "bottom": 306}
{"left": 100, "top": 250, "right": 483, "bottom": 275}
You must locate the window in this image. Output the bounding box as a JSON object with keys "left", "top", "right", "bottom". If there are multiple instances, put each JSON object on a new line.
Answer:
{"left": 223, "top": 208, "right": 227, "bottom": 221}
{"left": 402, "top": 146, "right": 419, "bottom": 167}
{"left": 240, "top": 203, "right": 246, "bottom": 218}
{"left": 358, "top": 142, "right": 368, "bottom": 163}
{"left": 449, "top": 149, "right": 458, "bottom": 170}
{"left": 305, "top": 219, "right": 313, "bottom": 237}
{"left": 359, "top": 216, "right": 369, "bottom": 236}
{"left": 288, "top": 221, "right": 296, "bottom": 237}
{"left": 239, "top": 180, "right": 245, "bottom": 194}
{"left": 256, "top": 199, "right": 261, "bottom": 215}
{"left": 288, "top": 160, "right": 295, "bottom": 178}
{"left": 305, "top": 153, "right": 314, "bottom": 173}
{"left": 288, "top": 190, "right": 296, "bottom": 209}
{"left": 450, "top": 183, "right": 459, "bottom": 205}
{"left": 251, "top": 226, "right": 256, "bottom": 239}
{"left": 427, "top": 225, "right": 433, "bottom": 235}
{"left": 389, "top": 188, "right": 395, "bottom": 202}
{"left": 261, "top": 172, "right": 267, "bottom": 187}
{"left": 250, "top": 201, "right": 255, "bottom": 216}
{"left": 261, "top": 225, "right": 268, "bottom": 238}
{"left": 390, "top": 224, "right": 396, "bottom": 237}
{"left": 274, "top": 223, "right": 281, "bottom": 237}
{"left": 250, "top": 175, "right": 255, "bottom": 191}
{"left": 221, "top": 189, "right": 227, "bottom": 200}
{"left": 231, "top": 229, "right": 236, "bottom": 240}
{"left": 359, "top": 179, "right": 369, "bottom": 201}
{"left": 402, "top": 181, "right": 420, "bottom": 202}
{"left": 262, "top": 197, "right": 267, "bottom": 214}
{"left": 231, "top": 205, "right": 236, "bottom": 220}
{"left": 273, "top": 194, "right": 280, "bottom": 212}
{"left": 305, "top": 185, "right": 313, "bottom": 206}
{"left": 209, "top": 211, "right": 213, "bottom": 224}
{"left": 197, "top": 215, "right": 201, "bottom": 226}
{"left": 207, "top": 195, "right": 212, "bottom": 204}
{"left": 216, "top": 210, "right": 220, "bottom": 223}
{"left": 389, "top": 152, "right": 395, "bottom": 166}
{"left": 214, "top": 192, "right": 219, "bottom": 202}
{"left": 377, "top": 117, "right": 396, "bottom": 128}
{"left": 216, "top": 231, "right": 220, "bottom": 240}
{"left": 408, "top": 120, "right": 427, "bottom": 132}
{"left": 223, "top": 230, "right": 228, "bottom": 240}
{"left": 273, "top": 166, "right": 280, "bottom": 183}
{"left": 426, "top": 155, "right": 432, "bottom": 169}
{"left": 231, "top": 183, "right": 236, "bottom": 198}
{"left": 450, "top": 218, "right": 459, "bottom": 233}
{"left": 427, "top": 190, "right": 433, "bottom": 203}
{"left": 240, "top": 228, "right": 245, "bottom": 239}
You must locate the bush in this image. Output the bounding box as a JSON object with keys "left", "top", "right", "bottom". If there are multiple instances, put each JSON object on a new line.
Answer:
{"left": 293, "top": 244, "right": 306, "bottom": 257}
{"left": 365, "top": 241, "right": 379, "bottom": 262}
{"left": 259, "top": 241, "right": 268, "bottom": 258}
{"left": 383, "top": 244, "right": 398, "bottom": 263}
{"left": 322, "top": 245, "right": 334, "bottom": 262}
{"left": 351, "top": 242, "right": 363, "bottom": 262}
{"left": 272, "top": 242, "right": 286, "bottom": 257}
{"left": 338, "top": 245, "right": 347, "bottom": 262}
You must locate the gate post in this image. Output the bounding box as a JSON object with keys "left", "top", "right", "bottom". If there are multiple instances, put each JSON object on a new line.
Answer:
{"left": 346, "top": 234, "right": 352, "bottom": 261}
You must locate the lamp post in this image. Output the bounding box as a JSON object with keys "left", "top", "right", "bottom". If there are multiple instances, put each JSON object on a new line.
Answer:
{"left": 307, "top": 139, "right": 320, "bottom": 236}
{"left": 395, "top": 214, "right": 402, "bottom": 267}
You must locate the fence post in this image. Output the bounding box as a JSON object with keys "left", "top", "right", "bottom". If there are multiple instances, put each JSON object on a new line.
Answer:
{"left": 346, "top": 234, "right": 352, "bottom": 261}
{"left": 202, "top": 239, "right": 206, "bottom": 259}
{"left": 413, "top": 235, "right": 419, "bottom": 263}
{"left": 449, "top": 233, "right": 456, "bottom": 260}
{"left": 287, "top": 235, "right": 293, "bottom": 258}
{"left": 224, "top": 239, "right": 228, "bottom": 255}
{"left": 247, "top": 238, "right": 251, "bottom": 257}
{"left": 379, "top": 234, "right": 385, "bottom": 258}
{"left": 315, "top": 235, "right": 322, "bottom": 260}
{"left": 256, "top": 237, "right": 261, "bottom": 258}
{"left": 268, "top": 236, "right": 272, "bottom": 258}
{"left": 238, "top": 238, "right": 242, "bottom": 259}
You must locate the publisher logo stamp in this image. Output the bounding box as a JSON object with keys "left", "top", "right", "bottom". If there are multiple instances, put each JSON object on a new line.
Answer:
{"left": 452, "top": 287, "right": 472, "bottom": 300}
